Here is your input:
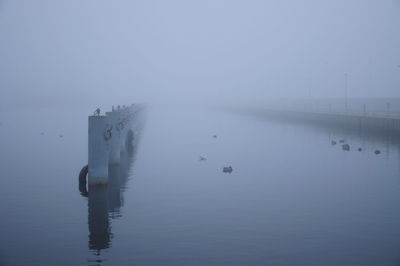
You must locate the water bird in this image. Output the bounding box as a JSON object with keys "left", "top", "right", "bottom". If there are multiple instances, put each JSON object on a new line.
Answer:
{"left": 223, "top": 166, "right": 233, "bottom": 173}
{"left": 199, "top": 156, "right": 207, "bottom": 161}
{"left": 213, "top": 135, "right": 217, "bottom": 138}
{"left": 358, "top": 147, "right": 362, "bottom": 152}
{"left": 339, "top": 139, "right": 345, "bottom": 143}
{"left": 342, "top": 144, "right": 350, "bottom": 151}
{"left": 374, "top": 150, "right": 381, "bottom": 155}
{"left": 331, "top": 140, "right": 337, "bottom": 145}
{"left": 59, "top": 134, "right": 64, "bottom": 138}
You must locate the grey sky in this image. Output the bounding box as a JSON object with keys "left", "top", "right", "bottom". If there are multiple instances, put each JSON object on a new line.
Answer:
{"left": 0, "top": 0, "right": 399, "bottom": 106}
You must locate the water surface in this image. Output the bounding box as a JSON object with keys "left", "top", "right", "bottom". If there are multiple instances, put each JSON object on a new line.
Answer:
{"left": 1, "top": 105, "right": 400, "bottom": 266}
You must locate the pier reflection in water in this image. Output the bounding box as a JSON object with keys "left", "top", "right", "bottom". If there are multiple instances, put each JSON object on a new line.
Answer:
{"left": 84, "top": 144, "right": 137, "bottom": 259}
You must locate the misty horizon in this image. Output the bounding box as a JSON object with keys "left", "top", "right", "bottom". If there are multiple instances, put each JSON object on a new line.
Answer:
{"left": 1, "top": 0, "right": 399, "bottom": 107}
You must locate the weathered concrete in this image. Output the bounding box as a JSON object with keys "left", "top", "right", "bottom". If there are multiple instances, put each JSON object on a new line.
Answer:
{"left": 118, "top": 108, "right": 128, "bottom": 153}
{"left": 88, "top": 115, "right": 110, "bottom": 185}
{"left": 87, "top": 104, "right": 144, "bottom": 186}
{"left": 105, "top": 111, "right": 121, "bottom": 165}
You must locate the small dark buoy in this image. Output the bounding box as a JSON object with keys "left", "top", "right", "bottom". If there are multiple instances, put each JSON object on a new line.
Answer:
{"left": 223, "top": 166, "right": 233, "bottom": 173}
{"left": 331, "top": 140, "right": 337, "bottom": 145}
{"left": 339, "top": 139, "right": 345, "bottom": 143}
{"left": 374, "top": 150, "right": 381, "bottom": 155}
{"left": 59, "top": 134, "right": 64, "bottom": 138}
{"left": 213, "top": 135, "right": 217, "bottom": 138}
{"left": 358, "top": 147, "right": 362, "bottom": 152}
{"left": 342, "top": 144, "right": 350, "bottom": 151}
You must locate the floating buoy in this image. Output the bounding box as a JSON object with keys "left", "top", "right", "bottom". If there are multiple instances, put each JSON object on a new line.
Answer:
{"left": 374, "top": 150, "right": 381, "bottom": 155}
{"left": 358, "top": 147, "right": 362, "bottom": 152}
{"left": 331, "top": 140, "right": 337, "bottom": 145}
{"left": 339, "top": 139, "right": 345, "bottom": 143}
{"left": 213, "top": 135, "right": 217, "bottom": 138}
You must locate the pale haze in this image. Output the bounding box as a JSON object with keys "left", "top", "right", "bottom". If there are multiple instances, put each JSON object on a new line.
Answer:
{"left": 1, "top": 0, "right": 399, "bottom": 107}
{"left": 2, "top": 2, "right": 400, "bottom": 266}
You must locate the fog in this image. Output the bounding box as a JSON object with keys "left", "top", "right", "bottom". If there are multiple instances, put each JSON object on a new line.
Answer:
{"left": 2, "top": 2, "right": 400, "bottom": 265}
{"left": 1, "top": 0, "right": 399, "bottom": 107}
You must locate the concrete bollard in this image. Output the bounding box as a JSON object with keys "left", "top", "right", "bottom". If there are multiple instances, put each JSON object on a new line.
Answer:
{"left": 106, "top": 111, "right": 121, "bottom": 165}
{"left": 87, "top": 104, "right": 142, "bottom": 186}
{"left": 88, "top": 115, "right": 110, "bottom": 185}
{"left": 119, "top": 109, "right": 128, "bottom": 152}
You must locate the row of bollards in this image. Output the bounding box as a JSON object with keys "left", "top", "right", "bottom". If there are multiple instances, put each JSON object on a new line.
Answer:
{"left": 88, "top": 104, "right": 141, "bottom": 185}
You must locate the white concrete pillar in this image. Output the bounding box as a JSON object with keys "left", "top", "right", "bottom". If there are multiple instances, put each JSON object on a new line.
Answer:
{"left": 119, "top": 110, "right": 128, "bottom": 152}
{"left": 88, "top": 115, "right": 110, "bottom": 185}
{"left": 106, "top": 111, "right": 121, "bottom": 165}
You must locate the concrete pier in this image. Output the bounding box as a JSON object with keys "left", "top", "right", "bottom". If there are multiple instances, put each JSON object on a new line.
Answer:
{"left": 87, "top": 104, "right": 144, "bottom": 186}
{"left": 118, "top": 111, "right": 127, "bottom": 153}
{"left": 83, "top": 130, "right": 138, "bottom": 252}
{"left": 105, "top": 111, "right": 121, "bottom": 165}
{"left": 249, "top": 109, "right": 400, "bottom": 137}
{"left": 88, "top": 115, "right": 110, "bottom": 185}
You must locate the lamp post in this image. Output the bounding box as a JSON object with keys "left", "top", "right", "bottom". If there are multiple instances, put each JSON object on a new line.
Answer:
{"left": 344, "top": 73, "right": 348, "bottom": 114}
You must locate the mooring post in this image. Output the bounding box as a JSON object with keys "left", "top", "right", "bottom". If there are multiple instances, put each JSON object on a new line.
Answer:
{"left": 119, "top": 108, "right": 129, "bottom": 152}
{"left": 106, "top": 111, "right": 121, "bottom": 165}
{"left": 88, "top": 115, "right": 110, "bottom": 185}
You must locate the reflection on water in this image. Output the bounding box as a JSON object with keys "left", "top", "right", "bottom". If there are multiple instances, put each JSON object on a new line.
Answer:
{"left": 88, "top": 186, "right": 110, "bottom": 252}
{"left": 2, "top": 106, "right": 400, "bottom": 266}
{"left": 85, "top": 145, "right": 137, "bottom": 261}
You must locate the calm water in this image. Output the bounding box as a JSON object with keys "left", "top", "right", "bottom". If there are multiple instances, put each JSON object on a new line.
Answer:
{"left": 1, "top": 105, "right": 400, "bottom": 266}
